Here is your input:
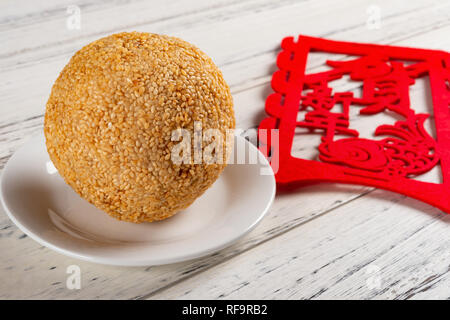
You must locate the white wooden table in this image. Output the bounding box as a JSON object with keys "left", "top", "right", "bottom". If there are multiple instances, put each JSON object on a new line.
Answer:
{"left": 1, "top": 0, "right": 449, "bottom": 299}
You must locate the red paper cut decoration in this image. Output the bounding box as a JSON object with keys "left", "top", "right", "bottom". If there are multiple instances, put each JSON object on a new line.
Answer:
{"left": 258, "top": 35, "right": 450, "bottom": 213}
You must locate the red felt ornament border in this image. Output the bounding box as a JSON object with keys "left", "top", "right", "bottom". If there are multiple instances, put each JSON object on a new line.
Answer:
{"left": 258, "top": 35, "right": 450, "bottom": 213}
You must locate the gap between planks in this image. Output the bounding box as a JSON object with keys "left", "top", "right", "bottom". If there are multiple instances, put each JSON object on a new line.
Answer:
{"left": 134, "top": 188, "right": 375, "bottom": 300}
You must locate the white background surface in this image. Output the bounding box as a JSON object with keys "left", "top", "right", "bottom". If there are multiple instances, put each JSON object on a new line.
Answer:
{"left": 0, "top": 0, "right": 449, "bottom": 299}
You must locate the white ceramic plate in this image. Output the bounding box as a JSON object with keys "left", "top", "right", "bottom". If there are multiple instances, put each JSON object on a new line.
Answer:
{"left": 0, "top": 133, "right": 275, "bottom": 266}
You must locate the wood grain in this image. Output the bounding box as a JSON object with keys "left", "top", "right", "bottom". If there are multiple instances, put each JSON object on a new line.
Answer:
{"left": 149, "top": 189, "right": 450, "bottom": 300}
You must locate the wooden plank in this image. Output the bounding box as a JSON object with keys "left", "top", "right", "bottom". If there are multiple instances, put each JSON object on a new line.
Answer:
{"left": 148, "top": 189, "right": 450, "bottom": 300}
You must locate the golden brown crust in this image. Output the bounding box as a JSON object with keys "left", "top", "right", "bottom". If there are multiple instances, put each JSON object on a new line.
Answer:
{"left": 44, "top": 32, "right": 235, "bottom": 223}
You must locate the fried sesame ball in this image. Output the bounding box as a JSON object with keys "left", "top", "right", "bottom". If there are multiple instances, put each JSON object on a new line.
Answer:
{"left": 44, "top": 32, "right": 235, "bottom": 223}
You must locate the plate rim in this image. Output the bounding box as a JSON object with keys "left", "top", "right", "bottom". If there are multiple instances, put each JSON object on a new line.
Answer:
{"left": 0, "top": 133, "right": 276, "bottom": 266}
